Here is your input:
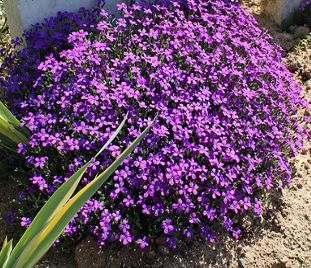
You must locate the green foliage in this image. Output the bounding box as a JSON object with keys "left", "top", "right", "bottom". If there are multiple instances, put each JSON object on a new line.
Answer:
{"left": 294, "top": 30, "right": 308, "bottom": 40}
{"left": 0, "top": 101, "right": 30, "bottom": 149}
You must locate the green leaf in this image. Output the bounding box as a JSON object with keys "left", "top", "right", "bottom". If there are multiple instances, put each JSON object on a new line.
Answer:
{"left": 0, "top": 101, "right": 20, "bottom": 128}
{"left": 0, "top": 119, "right": 27, "bottom": 145}
{"left": 12, "top": 115, "right": 156, "bottom": 268}
{"left": 0, "top": 237, "right": 8, "bottom": 252}
{"left": 0, "top": 101, "right": 29, "bottom": 145}
{"left": 0, "top": 134, "right": 19, "bottom": 151}
{"left": 0, "top": 237, "right": 13, "bottom": 268}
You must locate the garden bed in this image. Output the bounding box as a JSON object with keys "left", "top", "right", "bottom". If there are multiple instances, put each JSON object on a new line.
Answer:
{"left": 0, "top": 0, "right": 311, "bottom": 267}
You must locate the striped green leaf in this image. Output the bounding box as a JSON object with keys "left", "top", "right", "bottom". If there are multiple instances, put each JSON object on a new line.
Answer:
{"left": 0, "top": 237, "right": 13, "bottom": 268}
{"left": 0, "top": 102, "right": 20, "bottom": 127}
{"left": 0, "top": 119, "right": 28, "bottom": 145}
{"left": 0, "top": 101, "right": 30, "bottom": 145}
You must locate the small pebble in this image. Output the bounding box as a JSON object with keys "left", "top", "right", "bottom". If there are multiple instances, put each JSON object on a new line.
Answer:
{"left": 239, "top": 258, "right": 246, "bottom": 268}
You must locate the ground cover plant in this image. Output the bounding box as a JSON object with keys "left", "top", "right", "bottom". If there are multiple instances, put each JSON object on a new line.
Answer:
{"left": 296, "top": 0, "right": 311, "bottom": 28}
{"left": 297, "top": 0, "right": 311, "bottom": 45}
{"left": 285, "top": 0, "right": 311, "bottom": 31}
{"left": 0, "top": 0, "right": 310, "bottom": 251}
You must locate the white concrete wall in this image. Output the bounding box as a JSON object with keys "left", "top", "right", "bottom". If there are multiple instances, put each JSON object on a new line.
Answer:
{"left": 261, "top": 0, "right": 304, "bottom": 25}
{"left": 282, "top": 0, "right": 303, "bottom": 19}
{"left": 3, "top": 0, "right": 306, "bottom": 40}
{"left": 3, "top": 0, "right": 130, "bottom": 40}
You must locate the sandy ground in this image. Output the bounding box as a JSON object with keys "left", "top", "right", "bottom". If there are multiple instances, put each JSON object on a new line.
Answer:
{"left": 1, "top": 1, "right": 311, "bottom": 267}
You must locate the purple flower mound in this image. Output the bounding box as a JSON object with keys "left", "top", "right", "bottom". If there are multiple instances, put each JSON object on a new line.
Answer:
{"left": 298, "top": 0, "right": 311, "bottom": 27}
{"left": 1, "top": 0, "right": 310, "bottom": 248}
{"left": 300, "top": 0, "right": 311, "bottom": 11}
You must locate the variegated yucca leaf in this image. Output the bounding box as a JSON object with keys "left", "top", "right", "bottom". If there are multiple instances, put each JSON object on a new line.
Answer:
{"left": 0, "top": 237, "right": 13, "bottom": 268}
{"left": 0, "top": 101, "right": 30, "bottom": 146}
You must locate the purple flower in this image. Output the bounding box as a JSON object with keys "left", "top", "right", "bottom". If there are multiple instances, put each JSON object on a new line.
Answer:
{"left": 183, "top": 226, "right": 193, "bottom": 238}
{"left": 119, "top": 219, "right": 130, "bottom": 233}
{"left": 20, "top": 217, "right": 32, "bottom": 227}
{"left": 230, "top": 200, "right": 240, "bottom": 214}
{"left": 161, "top": 219, "right": 175, "bottom": 234}
{"left": 34, "top": 156, "right": 48, "bottom": 168}
{"left": 166, "top": 237, "right": 177, "bottom": 248}
{"left": 232, "top": 228, "right": 242, "bottom": 239}
{"left": 119, "top": 232, "right": 133, "bottom": 245}
{"left": 253, "top": 198, "right": 262, "bottom": 215}
{"left": 136, "top": 236, "right": 149, "bottom": 248}
{"left": 17, "top": 143, "right": 27, "bottom": 154}
{"left": 17, "top": 191, "right": 26, "bottom": 201}
{"left": 6, "top": 209, "right": 16, "bottom": 225}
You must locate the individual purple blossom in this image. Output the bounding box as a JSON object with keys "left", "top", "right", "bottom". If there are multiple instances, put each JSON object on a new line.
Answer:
{"left": 183, "top": 226, "right": 193, "bottom": 238}
{"left": 52, "top": 238, "right": 60, "bottom": 248}
{"left": 119, "top": 219, "right": 130, "bottom": 233}
{"left": 6, "top": 209, "right": 16, "bottom": 225}
{"left": 34, "top": 156, "right": 48, "bottom": 168}
{"left": 253, "top": 198, "right": 262, "bottom": 215}
{"left": 123, "top": 195, "right": 134, "bottom": 207}
{"left": 230, "top": 200, "right": 241, "bottom": 214}
{"left": 17, "top": 191, "right": 26, "bottom": 201}
{"left": 119, "top": 232, "right": 134, "bottom": 245}
{"left": 17, "top": 143, "right": 27, "bottom": 154}
{"left": 20, "top": 217, "right": 32, "bottom": 227}
{"left": 161, "top": 219, "right": 175, "bottom": 234}
{"left": 239, "top": 196, "right": 252, "bottom": 211}
{"left": 166, "top": 236, "right": 177, "bottom": 248}
{"left": 136, "top": 236, "right": 149, "bottom": 248}
{"left": 232, "top": 228, "right": 242, "bottom": 240}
